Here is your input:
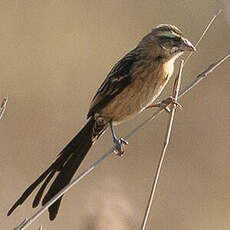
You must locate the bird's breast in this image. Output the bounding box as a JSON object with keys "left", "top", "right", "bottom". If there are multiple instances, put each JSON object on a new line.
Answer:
{"left": 163, "top": 56, "right": 175, "bottom": 78}
{"left": 98, "top": 58, "right": 176, "bottom": 123}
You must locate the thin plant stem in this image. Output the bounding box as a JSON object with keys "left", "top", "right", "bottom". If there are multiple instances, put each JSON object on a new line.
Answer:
{"left": 184, "top": 9, "right": 222, "bottom": 64}
{"left": 140, "top": 60, "right": 184, "bottom": 230}
{"left": 180, "top": 53, "right": 230, "bottom": 98}
{"left": 0, "top": 96, "right": 8, "bottom": 120}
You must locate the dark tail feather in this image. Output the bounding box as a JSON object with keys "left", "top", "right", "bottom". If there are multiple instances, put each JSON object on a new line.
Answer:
{"left": 8, "top": 117, "right": 106, "bottom": 219}
{"left": 42, "top": 122, "right": 94, "bottom": 220}
{"left": 32, "top": 171, "right": 55, "bottom": 208}
{"left": 46, "top": 152, "right": 89, "bottom": 220}
{"left": 7, "top": 165, "right": 53, "bottom": 216}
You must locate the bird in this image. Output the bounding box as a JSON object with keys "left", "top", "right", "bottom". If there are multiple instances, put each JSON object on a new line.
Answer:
{"left": 8, "top": 24, "right": 196, "bottom": 220}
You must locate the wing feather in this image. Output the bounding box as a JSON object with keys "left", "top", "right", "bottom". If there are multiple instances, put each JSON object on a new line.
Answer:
{"left": 87, "top": 48, "right": 138, "bottom": 118}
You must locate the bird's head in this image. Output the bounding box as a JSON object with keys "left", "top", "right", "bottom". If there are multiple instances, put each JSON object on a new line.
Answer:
{"left": 139, "top": 24, "right": 196, "bottom": 60}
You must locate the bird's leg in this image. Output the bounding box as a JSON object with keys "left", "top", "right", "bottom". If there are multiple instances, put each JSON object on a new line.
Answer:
{"left": 109, "top": 122, "right": 128, "bottom": 157}
{"left": 146, "top": 96, "right": 182, "bottom": 113}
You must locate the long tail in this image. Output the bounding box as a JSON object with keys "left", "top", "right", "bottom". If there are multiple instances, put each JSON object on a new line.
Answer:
{"left": 7, "top": 116, "right": 106, "bottom": 220}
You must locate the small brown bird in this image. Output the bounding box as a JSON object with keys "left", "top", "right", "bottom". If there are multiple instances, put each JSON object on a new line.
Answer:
{"left": 8, "top": 24, "right": 196, "bottom": 220}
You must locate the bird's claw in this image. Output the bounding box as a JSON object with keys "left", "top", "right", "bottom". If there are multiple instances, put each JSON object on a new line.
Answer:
{"left": 113, "top": 138, "right": 128, "bottom": 157}
{"left": 162, "top": 96, "right": 182, "bottom": 112}
{"left": 148, "top": 96, "right": 182, "bottom": 113}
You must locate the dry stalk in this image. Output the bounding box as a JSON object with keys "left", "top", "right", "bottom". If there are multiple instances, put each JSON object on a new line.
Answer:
{"left": 140, "top": 60, "right": 184, "bottom": 230}
{"left": 0, "top": 96, "right": 8, "bottom": 120}
{"left": 184, "top": 9, "right": 222, "bottom": 64}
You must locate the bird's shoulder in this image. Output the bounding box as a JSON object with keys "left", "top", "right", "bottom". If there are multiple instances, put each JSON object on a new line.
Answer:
{"left": 87, "top": 48, "right": 139, "bottom": 118}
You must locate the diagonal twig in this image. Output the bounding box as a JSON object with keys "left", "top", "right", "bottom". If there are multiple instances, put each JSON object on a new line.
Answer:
{"left": 180, "top": 53, "right": 230, "bottom": 97}
{"left": 0, "top": 96, "right": 8, "bottom": 120}
{"left": 140, "top": 60, "right": 184, "bottom": 230}
{"left": 12, "top": 53, "right": 229, "bottom": 230}
{"left": 184, "top": 9, "right": 222, "bottom": 64}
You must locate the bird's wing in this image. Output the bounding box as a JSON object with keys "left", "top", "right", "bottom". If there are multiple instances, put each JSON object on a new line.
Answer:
{"left": 87, "top": 48, "right": 138, "bottom": 118}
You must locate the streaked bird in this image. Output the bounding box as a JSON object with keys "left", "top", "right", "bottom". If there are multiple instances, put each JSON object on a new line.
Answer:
{"left": 8, "top": 24, "right": 196, "bottom": 220}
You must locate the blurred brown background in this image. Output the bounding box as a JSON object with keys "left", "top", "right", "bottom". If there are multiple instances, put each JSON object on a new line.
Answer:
{"left": 1, "top": 0, "right": 230, "bottom": 229}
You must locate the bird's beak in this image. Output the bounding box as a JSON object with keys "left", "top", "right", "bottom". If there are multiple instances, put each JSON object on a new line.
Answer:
{"left": 181, "top": 38, "right": 196, "bottom": 52}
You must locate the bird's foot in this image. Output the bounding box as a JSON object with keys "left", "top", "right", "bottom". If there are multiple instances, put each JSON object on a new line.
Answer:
{"left": 113, "top": 137, "right": 128, "bottom": 157}
{"left": 162, "top": 96, "right": 183, "bottom": 113}
{"left": 146, "top": 96, "right": 182, "bottom": 113}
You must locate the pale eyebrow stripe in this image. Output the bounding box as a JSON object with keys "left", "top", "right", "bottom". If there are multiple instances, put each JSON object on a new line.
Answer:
{"left": 157, "top": 31, "right": 179, "bottom": 38}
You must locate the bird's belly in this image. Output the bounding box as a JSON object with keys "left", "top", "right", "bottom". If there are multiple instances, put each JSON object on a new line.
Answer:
{"left": 99, "top": 69, "right": 170, "bottom": 124}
